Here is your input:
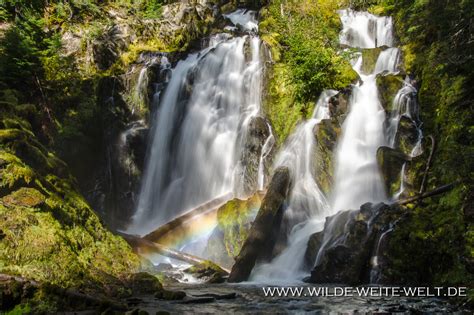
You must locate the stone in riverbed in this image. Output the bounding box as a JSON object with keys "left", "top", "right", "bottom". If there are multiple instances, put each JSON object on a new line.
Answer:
{"left": 184, "top": 261, "right": 228, "bottom": 284}
{"left": 228, "top": 166, "right": 291, "bottom": 282}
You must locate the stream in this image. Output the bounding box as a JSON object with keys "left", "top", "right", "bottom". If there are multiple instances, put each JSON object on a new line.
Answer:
{"left": 75, "top": 283, "right": 464, "bottom": 314}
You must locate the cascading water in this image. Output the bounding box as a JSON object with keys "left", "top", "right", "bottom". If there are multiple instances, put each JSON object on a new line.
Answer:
{"left": 339, "top": 9, "right": 394, "bottom": 48}
{"left": 257, "top": 124, "right": 275, "bottom": 191}
{"left": 251, "top": 90, "right": 337, "bottom": 282}
{"left": 129, "top": 12, "right": 265, "bottom": 235}
{"left": 331, "top": 9, "right": 398, "bottom": 213}
{"left": 252, "top": 9, "right": 416, "bottom": 282}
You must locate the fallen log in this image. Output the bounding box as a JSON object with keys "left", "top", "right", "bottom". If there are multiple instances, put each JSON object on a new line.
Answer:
{"left": 228, "top": 166, "right": 290, "bottom": 283}
{"left": 396, "top": 181, "right": 458, "bottom": 206}
{"left": 419, "top": 135, "right": 436, "bottom": 194}
{"left": 143, "top": 192, "right": 233, "bottom": 243}
{"left": 118, "top": 232, "right": 231, "bottom": 274}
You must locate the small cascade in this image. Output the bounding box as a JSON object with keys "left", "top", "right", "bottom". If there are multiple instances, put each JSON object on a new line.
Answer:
{"left": 129, "top": 53, "right": 168, "bottom": 115}
{"left": 332, "top": 9, "right": 400, "bottom": 213}
{"left": 129, "top": 11, "right": 266, "bottom": 236}
{"left": 339, "top": 9, "right": 394, "bottom": 48}
{"left": 312, "top": 9, "right": 421, "bottom": 279}
{"left": 224, "top": 9, "right": 258, "bottom": 33}
{"left": 257, "top": 123, "right": 275, "bottom": 191}
{"left": 250, "top": 90, "right": 337, "bottom": 282}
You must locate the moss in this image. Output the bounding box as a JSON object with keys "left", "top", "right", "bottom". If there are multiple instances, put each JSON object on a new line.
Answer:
{"left": 4, "top": 303, "right": 32, "bottom": 315}
{"left": 260, "top": 0, "right": 358, "bottom": 143}
{"left": 184, "top": 260, "right": 228, "bottom": 284}
{"left": 2, "top": 187, "right": 45, "bottom": 208}
{"left": 376, "top": 74, "right": 404, "bottom": 112}
{"left": 0, "top": 110, "right": 140, "bottom": 311}
{"left": 314, "top": 119, "right": 341, "bottom": 195}
{"left": 217, "top": 194, "right": 262, "bottom": 259}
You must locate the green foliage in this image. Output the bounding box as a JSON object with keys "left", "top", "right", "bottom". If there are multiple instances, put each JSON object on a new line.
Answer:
{"left": 142, "top": 0, "right": 163, "bottom": 19}
{"left": 217, "top": 194, "right": 262, "bottom": 258}
{"left": 260, "top": 0, "right": 357, "bottom": 143}
{"left": 4, "top": 303, "right": 32, "bottom": 315}
{"left": 0, "top": 105, "right": 140, "bottom": 301}
{"left": 370, "top": 0, "right": 474, "bottom": 299}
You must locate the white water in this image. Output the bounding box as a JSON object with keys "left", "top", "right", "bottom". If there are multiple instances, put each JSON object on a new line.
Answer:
{"left": 129, "top": 12, "right": 265, "bottom": 234}
{"left": 257, "top": 123, "right": 275, "bottom": 191}
{"left": 224, "top": 9, "right": 258, "bottom": 32}
{"left": 252, "top": 10, "right": 404, "bottom": 282}
{"left": 331, "top": 10, "right": 400, "bottom": 213}
{"left": 250, "top": 90, "right": 337, "bottom": 281}
{"left": 339, "top": 9, "right": 394, "bottom": 48}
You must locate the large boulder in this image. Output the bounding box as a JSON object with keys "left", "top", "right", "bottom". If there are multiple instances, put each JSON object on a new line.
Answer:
{"left": 308, "top": 203, "right": 401, "bottom": 284}
{"left": 204, "top": 193, "right": 263, "bottom": 269}
{"left": 228, "top": 166, "right": 290, "bottom": 282}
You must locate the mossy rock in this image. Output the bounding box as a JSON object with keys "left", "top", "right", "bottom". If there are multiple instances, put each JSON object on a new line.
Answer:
{"left": 376, "top": 146, "right": 409, "bottom": 196}
{"left": 314, "top": 119, "right": 341, "bottom": 196}
{"left": 184, "top": 260, "right": 228, "bottom": 284}
{"left": 213, "top": 193, "right": 263, "bottom": 262}
{"left": 394, "top": 116, "right": 421, "bottom": 156}
{"left": 376, "top": 74, "right": 405, "bottom": 112}
{"left": 127, "top": 272, "right": 163, "bottom": 295}
{"left": 360, "top": 47, "right": 385, "bottom": 74}
{"left": 2, "top": 187, "right": 45, "bottom": 208}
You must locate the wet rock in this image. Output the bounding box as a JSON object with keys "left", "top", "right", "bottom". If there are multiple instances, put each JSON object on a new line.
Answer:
{"left": 377, "top": 146, "right": 410, "bottom": 197}
{"left": 394, "top": 116, "right": 420, "bottom": 155}
{"left": 155, "top": 290, "right": 186, "bottom": 300}
{"left": 360, "top": 47, "right": 385, "bottom": 74}
{"left": 309, "top": 203, "right": 401, "bottom": 284}
{"left": 125, "top": 309, "right": 149, "bottom": 315}
{"left": 128, "top": 272, "right": 163, "bottom": 295}
{"left": 313, "top": 119, "right": 341, "bottom": 196}
{"left": 329, "top": 88, "right": 351, "bottom": 122}
{"left": 155, "top": 263, "right": 173, "bottom": 272}
{"left": 376, "top": 74, "right": 404, "bottom": 112}
{"left": 303, "top": 231, "right": 324, "bottom": 270}
{"left": 184, "top": 261, "right": 228, "bottom": 284}
{"left": 0, "top": 277, "right": 36, "bottom": 311}
{"left": 228, "top": 166, "right": 290, "bottom": 282}
{"left": 204, "top": 193, "right": 263, "bottom": 269}
{"left": 204, "top": 228, "right": 234, "bottom": 269}
{"left": 235, "top": 116, "right": 272, "bottom": 196}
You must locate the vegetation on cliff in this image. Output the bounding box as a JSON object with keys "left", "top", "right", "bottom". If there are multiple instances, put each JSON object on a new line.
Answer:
{"left": 259, "top": 0, "right": 358, "bottom": 143}
{"left": 0, "top": 91, "right": 141, "bottom": 312}
{"left": 360, "top": 0, "right": 474, "bottom": 302}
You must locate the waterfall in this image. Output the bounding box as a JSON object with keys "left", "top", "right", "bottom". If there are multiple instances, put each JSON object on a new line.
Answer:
{"left": 250, "top": 9, "right": 414, "bottom": 282}
{"left": 339, "top": 9, "right": 394, "bottom": 48}
{"left": 257, "top": 123, "right": 275, "bottom": 191}
{"left": 129, "top": 12, "right": 265, "bottom": 235}
{"left": 250, "top": 90, "right": 337, "bottom": 282}
{"left": 331, "top": 10, "right": 400, "bottom": 213}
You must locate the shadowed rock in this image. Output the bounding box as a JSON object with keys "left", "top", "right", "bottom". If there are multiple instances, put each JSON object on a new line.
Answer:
{"left": 228, "top": 167, "right": 290, "bottom": 282}
{"left": 308, "top": 203, "right": 401, "bottom": 285}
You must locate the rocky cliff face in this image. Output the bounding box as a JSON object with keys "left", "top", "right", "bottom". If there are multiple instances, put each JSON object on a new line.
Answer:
{"left": 0, "top": 90, "right": 140, "bottom": 294}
